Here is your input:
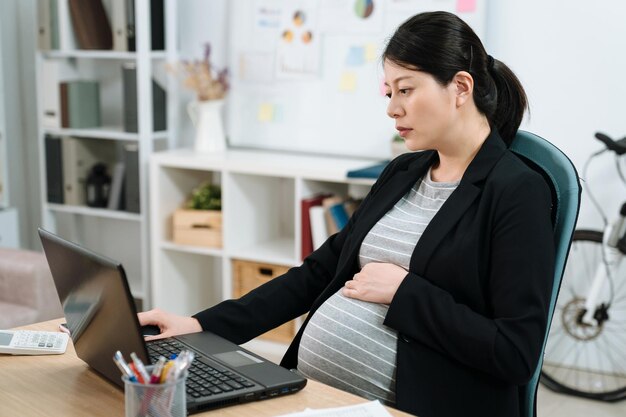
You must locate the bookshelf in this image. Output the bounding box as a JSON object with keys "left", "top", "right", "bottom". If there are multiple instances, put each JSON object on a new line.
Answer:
{"left": 150, "top": 149, "right": 380, "bottom": 356}
{"left": 35, "top": 0, "right": 178, "bottom": 309}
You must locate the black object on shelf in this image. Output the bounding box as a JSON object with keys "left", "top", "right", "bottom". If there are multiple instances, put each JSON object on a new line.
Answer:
{"left": 86, "top": 163, "right": 111, "bottom": 208}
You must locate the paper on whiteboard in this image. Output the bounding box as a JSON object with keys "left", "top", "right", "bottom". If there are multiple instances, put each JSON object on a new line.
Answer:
{"left": 274, "top": 401, "right": 393, "bottom": 417}
{"left": 319, "top": 0, "right": 383, "bottom": 34}
{"left": 276, "top": 0, "right": 321, "bottom": 80}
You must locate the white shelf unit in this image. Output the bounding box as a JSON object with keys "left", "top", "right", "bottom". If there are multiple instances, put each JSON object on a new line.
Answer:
{"left": 35, "top": 0, "right": 178, "bottom": 310}
{"left": 150, "top": 149, "right": 378, "bottom": 353}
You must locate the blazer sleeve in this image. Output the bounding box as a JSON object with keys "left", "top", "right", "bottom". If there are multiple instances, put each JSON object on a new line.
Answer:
{"left": 192, "top": 156, "right": 408, "bottom": 344}
{"left": 383, "top": 170, "right": 555, "bottom": 385}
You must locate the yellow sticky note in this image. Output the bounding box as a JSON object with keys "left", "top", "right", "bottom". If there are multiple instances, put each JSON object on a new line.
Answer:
{"left": 258, "top": 103, "right": 274, "bottom": 122}
{"left": 339, "top": 72, "right": 357, "bottom": 92}
{"left": 365, "top": 43, "right": 377, "bottom": 62}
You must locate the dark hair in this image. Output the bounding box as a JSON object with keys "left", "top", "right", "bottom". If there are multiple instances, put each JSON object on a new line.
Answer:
{"left": 383, "top": 11, "right": 527, "bottom": 145}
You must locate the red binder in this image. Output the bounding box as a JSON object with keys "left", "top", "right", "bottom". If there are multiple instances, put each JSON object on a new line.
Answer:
{"left": 300, "top": 194, "right": 331, "bottom": 260}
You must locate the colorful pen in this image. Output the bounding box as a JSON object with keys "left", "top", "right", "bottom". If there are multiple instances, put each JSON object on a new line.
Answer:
{"left": 150, "top": 356, "right": 167, "bottom": 384}
{"left": 113, "top": 351, "right": 137, "bottom": 382}
{"left": 130, "top": 352, "right": 151, "bottom": 383}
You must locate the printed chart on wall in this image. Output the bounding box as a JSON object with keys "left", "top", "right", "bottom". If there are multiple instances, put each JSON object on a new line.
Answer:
{"left": 227, "top": 0, "right": 486, "bottom": 159}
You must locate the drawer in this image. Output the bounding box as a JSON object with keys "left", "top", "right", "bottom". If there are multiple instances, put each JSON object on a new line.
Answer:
{"left": 232, "top": 260, "right": 297, "bottom": 344}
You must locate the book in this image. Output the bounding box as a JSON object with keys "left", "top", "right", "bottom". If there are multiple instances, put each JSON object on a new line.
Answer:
{"left": 107, "top": 161, "right": 126, "bottom": 210}
{"left": 68, "top": 0, "right": 113, "bottom": 50}
{"left": 300, "top": 194, "right": 330, "bottom": 260}
{"left": 45, "top": 135, "right": 64, "bottom": 204}
{"left": 123, "top": 0, "right": 162, "bottom": 51}
{"left": 124, "top": 144, "right": 140, "bottom": 213}
{"left": 60, "top": 81, "right": 101, "bottom": 129}
{"left": 322, "top": 195, "right": 344, "bottom": 236}
{"left": 309, "top": 206, "right": 328, "bottom": 251}
{"left": 41, "top": 61, "right": 60, "bottom": 129}
{"left": 346, "top": 161, "right": 389, "bottom": 179}
{"left": 328, "top": 202, "right": 350, "bottom": 231}
{"left": 122, "top": 63, "right": 167, "bottom": 132}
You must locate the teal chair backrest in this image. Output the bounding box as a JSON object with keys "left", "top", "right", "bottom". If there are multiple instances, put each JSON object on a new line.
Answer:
{"left": 509, "top": 131, "right": 582, "bottom": 417}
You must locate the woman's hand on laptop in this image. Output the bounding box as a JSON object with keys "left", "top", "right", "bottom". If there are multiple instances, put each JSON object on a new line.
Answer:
{"left": 138, "top": 308, "right": 203, "bottom": 341}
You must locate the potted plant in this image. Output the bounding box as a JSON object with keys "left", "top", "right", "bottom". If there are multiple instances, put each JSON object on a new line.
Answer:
{"left": 172, "top": 182, "right": 222, "bottom": 248}
{"left": 169, "top": 43, "right": 230, "bottom": 153}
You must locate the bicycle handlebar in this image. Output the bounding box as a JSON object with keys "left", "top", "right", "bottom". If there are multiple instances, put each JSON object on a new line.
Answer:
{"left": 595, "top": 132, "right": 626, "bottom": 155}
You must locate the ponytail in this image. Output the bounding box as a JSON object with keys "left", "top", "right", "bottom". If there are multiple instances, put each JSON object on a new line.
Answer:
{"left": 487, "top": 59, "right": 528, "bottom": 145}
{"left": 383, "top": 11, "right": 528, "bottom": 146}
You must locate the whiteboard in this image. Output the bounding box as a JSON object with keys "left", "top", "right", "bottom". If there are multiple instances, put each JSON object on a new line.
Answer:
{"left": 226, "top": 0, "right": 487, "bottom": 159}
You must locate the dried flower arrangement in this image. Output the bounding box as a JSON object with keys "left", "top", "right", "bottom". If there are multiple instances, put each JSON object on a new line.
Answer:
{"left": 170, "top": 43, "right": 229, "bottom": 101}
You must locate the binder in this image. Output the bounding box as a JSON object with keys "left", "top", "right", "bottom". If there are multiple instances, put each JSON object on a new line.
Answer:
{"left": 122, "top": 63, "right": 167, "bottom": 132}
{"left": 68, "top": 0, "right": 113, "bottom": 50}
{"left": 124, "top": 144, "right": 140, "bottom": 213}
{"left": 309, "top": 206, "right": 328, "bottom": 251}
{"left": 37, "top": 0, "right": 52, "bottom": 51}
{"left": 346, "top": 161, "right": 389, "bottom": 179}
{"left": 111, "top": 0, "right": 128, "bottom": 52}
{"left": 300, "top": 193, "right": 330, "bottom": 260}
{"left": 150, "top": 0, "right": 165, "bottom": 50}
{"left": 45, "top": 135, "right": 64, "bottom": 204}
{"left": 127, "top": 0, "right": 135, "bottom": 51}
{"left": 41, "top": 61, "right": 61, "bottom": 129}
{"left": 59, "top": 81, "right": 101, "bottom": 129}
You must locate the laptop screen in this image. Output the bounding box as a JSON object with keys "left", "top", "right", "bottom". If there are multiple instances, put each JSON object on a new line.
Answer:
{"left": 39, "top": 228, "right": 150, "bottom": 387}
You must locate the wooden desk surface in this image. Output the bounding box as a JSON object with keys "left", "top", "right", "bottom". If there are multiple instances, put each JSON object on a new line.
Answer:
{"left": 0, "top": 319, "right": 412, "bottom": 417}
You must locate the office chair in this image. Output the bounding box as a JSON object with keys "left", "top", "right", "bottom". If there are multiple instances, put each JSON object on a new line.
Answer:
{"left": 509, "top": 130, "right": 582, "bottom": 417}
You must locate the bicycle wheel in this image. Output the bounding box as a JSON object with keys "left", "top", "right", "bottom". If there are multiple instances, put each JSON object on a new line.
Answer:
{"left": 541, "top": 230, "right": 626, "bottom": 401}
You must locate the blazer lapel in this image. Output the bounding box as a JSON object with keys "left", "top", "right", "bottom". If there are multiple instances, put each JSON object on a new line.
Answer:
{"left": 410, "top": 129, "right": 508, "bottom": 275}
{"left": 335, "top": 151, "right": 437, "bottom": 281}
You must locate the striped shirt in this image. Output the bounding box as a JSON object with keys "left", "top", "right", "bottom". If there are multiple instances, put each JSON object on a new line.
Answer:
{"left": 298, "top": 168, "right": 459, "bottom": 405}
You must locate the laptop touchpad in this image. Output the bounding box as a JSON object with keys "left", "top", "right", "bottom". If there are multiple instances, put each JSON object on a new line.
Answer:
{"left": 214, "top": 350, "right": 263, "bottom": 367}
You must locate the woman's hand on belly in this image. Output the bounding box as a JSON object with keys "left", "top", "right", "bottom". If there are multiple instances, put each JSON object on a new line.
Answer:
{"left": 342, "top": 263, "right": 408, "bottom": 304}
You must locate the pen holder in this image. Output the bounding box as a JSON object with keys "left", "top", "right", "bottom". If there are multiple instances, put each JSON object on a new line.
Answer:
{"left": 123, "top": 371, "right": 187, "bottom": 417}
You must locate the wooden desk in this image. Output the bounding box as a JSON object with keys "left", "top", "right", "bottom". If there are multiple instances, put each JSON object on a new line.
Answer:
{"left": 0, "top": 319, "right": 412, "bottom": 417}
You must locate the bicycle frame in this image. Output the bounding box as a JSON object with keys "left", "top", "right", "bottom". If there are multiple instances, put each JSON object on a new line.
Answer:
{"left": 580, "top": 209, "right": 626, "bottom": 325}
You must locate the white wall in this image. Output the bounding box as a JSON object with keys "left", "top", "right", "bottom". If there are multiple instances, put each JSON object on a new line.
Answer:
{"left": 486, "top": 0, "right": 626, "bottom": 230}
{"left": 0, "top": 0, "right": 40, "bottom": 249}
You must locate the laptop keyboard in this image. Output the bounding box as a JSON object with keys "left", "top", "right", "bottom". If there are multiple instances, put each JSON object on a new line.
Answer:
{"left": 147, "top": 339, "right": 256, "bottom": 401}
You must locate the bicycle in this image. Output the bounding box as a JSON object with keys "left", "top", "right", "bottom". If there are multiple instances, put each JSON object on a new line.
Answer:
{"left": 540, "top": 132, "right": 626, "bottom": 401}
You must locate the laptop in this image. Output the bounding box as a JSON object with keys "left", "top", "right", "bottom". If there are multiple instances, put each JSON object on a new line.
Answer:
{"left": 38, "top": 228, "right": 307, "bottom": 413}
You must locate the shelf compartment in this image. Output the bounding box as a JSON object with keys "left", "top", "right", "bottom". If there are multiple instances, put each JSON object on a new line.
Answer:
{"left": 153, "top": 251, "right": 223, "bottom": 316}
{"left": 161, "top": 240, "right": 223, "bottom": 257}
{"left": 229, "top": 237, "right": 298, "bottom": 266}
{"left": 46, "top": 203, "right": 141, "bottom": 221}
{"left": 225, "top": 173, "right": 296, "bottom": 261}
{"left": 153, "top": 167, "right": 220, "bottom": 243}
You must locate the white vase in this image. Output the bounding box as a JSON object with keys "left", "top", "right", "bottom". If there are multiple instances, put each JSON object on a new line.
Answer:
{"left": 187, "top": 99, "right": 226, "bottom": 153}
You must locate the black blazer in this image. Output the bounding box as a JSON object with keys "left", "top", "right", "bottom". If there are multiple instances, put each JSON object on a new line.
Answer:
{"left": 193, "top": 130, "right": 555, "bottom": 417}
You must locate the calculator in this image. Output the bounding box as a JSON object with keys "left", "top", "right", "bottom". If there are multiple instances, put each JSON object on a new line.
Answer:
{"left": 0, "top": 330, "right": 69, "bottom": 355}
